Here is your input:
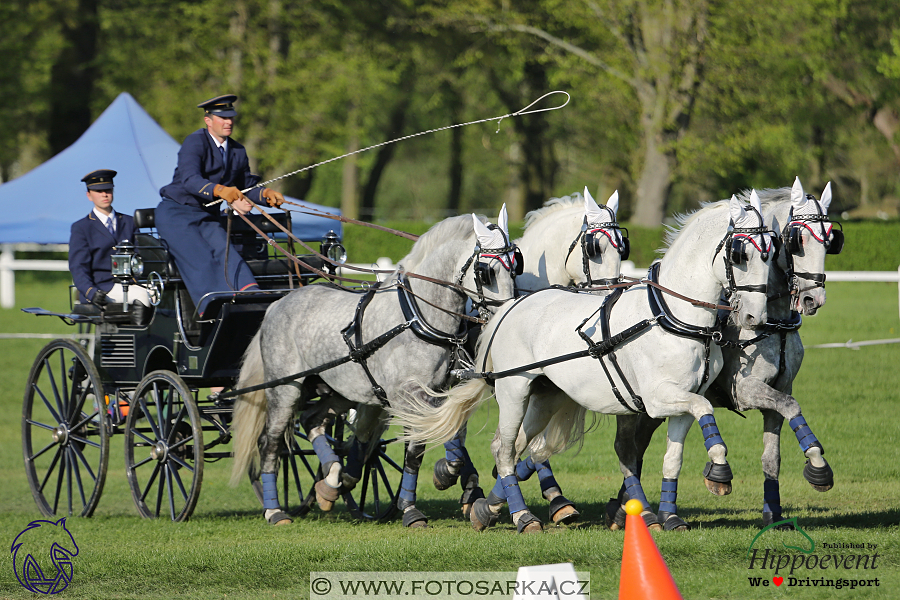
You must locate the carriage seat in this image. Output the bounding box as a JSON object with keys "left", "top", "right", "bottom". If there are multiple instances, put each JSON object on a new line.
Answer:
{"left": 71, "top": 301, "right": 146, "bottom": 325}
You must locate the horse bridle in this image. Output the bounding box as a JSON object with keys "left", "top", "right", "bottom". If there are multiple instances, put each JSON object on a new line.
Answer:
{"left": 457, "top": 224, "right": 522, "bottom": 320}
{"left": 564, "top": 210, "right": 631, "bottom": 287}
{"left": 713, "top": 204, "right": 775, "bottom": 299}
{"left": 778, "top": 194, "right": 843, "bottom": 306}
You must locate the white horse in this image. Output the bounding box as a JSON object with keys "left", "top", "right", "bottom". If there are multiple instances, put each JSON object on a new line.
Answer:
{"left": 609, "top": 178, "right": 839, "bottom": 531}
{"left": 391, "top": 193, "right": 774, "bottom": 532}
{"left": 434, "top": 188, "right": 628, "bottom": 524}
{"left": 230, "top": 209, "right": 519, "bottom": 526}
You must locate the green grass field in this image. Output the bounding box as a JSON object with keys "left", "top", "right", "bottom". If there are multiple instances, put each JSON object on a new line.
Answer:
{"left": 1, "top": 278, "right": 898, "bottom": 599}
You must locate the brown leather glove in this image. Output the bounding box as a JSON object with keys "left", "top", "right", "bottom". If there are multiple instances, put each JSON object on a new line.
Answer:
{"left": 214, "top": 184, "right": 247, "bottom": 205}
{"left": 261, "top": 188, "right": 285, "bottom": 208}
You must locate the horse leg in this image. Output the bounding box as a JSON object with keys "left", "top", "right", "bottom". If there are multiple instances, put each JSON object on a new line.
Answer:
{"left": 342, "top": 404, "right": 388, "bottom": 492}
{"left": 398, "top": 435, "right": 428, "bottom": 528}
{"left": 301, "top": 396, "right": 355, "bottom": 512}
{"left": 608, "top": 413, "right": 664, "bottom": 530}
{"left": 258, "top": 385, "right": 302, "bottom": 525}
{"left": 433, "top": 423, "right": 485, "bottom": 519}
{"left": 760, "top": 408, "right": 793, "bottom": 529}
{"left": 612, "top": 417, "right": 660, "bottom": 532}
{"left": 736, "top": 377, "right": 834, "bottom": 494}
{"left": 472, "top": 382, "right": 542, "bottom": 533}
{"left": 656, "top": 413, "right": 694, "bottom": 531}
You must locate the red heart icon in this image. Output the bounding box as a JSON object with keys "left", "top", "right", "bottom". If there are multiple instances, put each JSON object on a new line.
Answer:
{"left": 773, "top": 577, "right": 784, "bottom": 586}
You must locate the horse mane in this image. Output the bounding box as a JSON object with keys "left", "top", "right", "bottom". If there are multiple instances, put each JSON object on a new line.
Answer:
{"left": 658, "top": 187, "right": 794, "bottom": 255}
{"left": 523, "top": 193, "right": 582, "bottom": 230}
{"left": 400, "top": 214, "right": 482, "bottom": 272}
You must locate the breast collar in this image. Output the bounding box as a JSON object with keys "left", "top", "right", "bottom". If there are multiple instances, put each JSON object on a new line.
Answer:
{"left": 397, "top": 272, "right": 468, "bottom": 347}
{"left": 646, "top": 262, "right": 721, "bottom": 340}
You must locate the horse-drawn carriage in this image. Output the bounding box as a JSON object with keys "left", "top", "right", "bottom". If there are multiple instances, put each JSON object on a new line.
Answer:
{"left": 22, "top": 208, "right": 405, "bottom": 522}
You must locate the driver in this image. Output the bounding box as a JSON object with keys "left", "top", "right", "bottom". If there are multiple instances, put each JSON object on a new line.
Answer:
{"left": 156, "top": 94, "right": 284, "bottom": 318}
{"left": 69, "top": 169, "right": 151, "bottom": 307}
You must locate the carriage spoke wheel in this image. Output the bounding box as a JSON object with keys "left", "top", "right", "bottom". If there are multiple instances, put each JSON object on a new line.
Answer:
{"left": 250, "top": 418, "right": 320, "bottom": 517}
{"left": 335, "top": 417, "right": 402, "bottom": 522}
{"left": 124, "top": 371, "right": 203, "bottom": 522}
{"left": 23, "top": 339, "right": 109, "bottom": 517}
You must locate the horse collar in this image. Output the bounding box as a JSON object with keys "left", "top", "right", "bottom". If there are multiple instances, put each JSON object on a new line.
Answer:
{"left": 397, "top": 272, "right": 468, "bottom": 347}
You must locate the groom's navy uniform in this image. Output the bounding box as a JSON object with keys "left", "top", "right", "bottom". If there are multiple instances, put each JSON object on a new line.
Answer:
{"left": 69, "top": 210, "right": 136, "bottom": 303}
{"left": 156, "top": 95, "right": 267, "bottom": 317}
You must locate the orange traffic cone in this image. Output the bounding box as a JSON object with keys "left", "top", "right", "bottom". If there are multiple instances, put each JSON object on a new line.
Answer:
{"left": 618, "top": 499, "right": 683, "bottom": 600}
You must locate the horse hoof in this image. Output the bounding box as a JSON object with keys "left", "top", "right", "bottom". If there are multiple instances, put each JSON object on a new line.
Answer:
{"left": 659, "top": 511, "right": 691, "bottom": 531}
{"left": 803, "top": 460, "right": 834, "bottom": 492}
{"left": 552, "top": 504, "right": 580, "bottom": 525}
{"left": 315, "top": 480, "right": 340, "bottom": 512}
{"left": 515, "top": 511, "right": 543, "bottom": 534}
{"left": 470, "top": 498, "right": 499, "bottom": 532}
{"left": 605, "top": 498, "right": 626, "bottom": 531}
{"left": 642, "top": 510, "right": 662, "bottom": 530}
{"left": 266, "top": 510, "right": 293, "bottom": 526}
{"left": 433, "top": 458, "right": 460, "bottom": 491}
{"left": 704, "top": 478, "right": 733, "bottom": 496}
{"left": 402, "top": 507, "right": 428, "bottom": 528}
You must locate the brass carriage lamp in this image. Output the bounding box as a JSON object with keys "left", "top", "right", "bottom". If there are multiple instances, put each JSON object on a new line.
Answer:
{"left": 110, "top": 239, "right": 143, "bottom": 310}
{"left": 320, "top": 230, "right": 347, "bottom": 273}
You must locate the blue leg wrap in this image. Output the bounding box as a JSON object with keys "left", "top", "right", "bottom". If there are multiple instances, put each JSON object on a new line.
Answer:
{"left": 659, "top": 478, "right": 678, "bottom": 514}
{"left": 444, "top": 437, "right": 466, "bottom": 463}
{"left": 261, "top": 472, "right": 280, "bottom": 510}
{"left": 789, "top": 415, "right": 819, "bottom": 453}
{"left": 535, "top": 461, "right": 559, "bottom": 493}
{"left": 312, "top": 435, "right": 340, "bottom": 468}
{"left": 698, "top": 414, "right": 725, "bottom": 451}
{"left": 623, "top": 475, "right": 649, "bottom": 509}
{"left": 515, "top": 456, "right": 537, "bottom": 481}
{"left": 345, "top": 438, "right": 364, "bottom": 480}
{"left": 399, "top": 469, "right": 418, "bottom": 504}
{"left": 495, "top": 475, "right": 526, "bottom": 514}
{"left": 763, "top": 478, "right": 782, "bottom": 515}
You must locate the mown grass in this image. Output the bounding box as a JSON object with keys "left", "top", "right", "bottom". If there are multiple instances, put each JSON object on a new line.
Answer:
{"left": 0, "top": 280, "right": 898, "bottom": 599}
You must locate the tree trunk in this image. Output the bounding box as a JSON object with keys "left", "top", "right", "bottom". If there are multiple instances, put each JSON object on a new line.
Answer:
{"left": 48, "top": 0, "right": 99, "bottom": 156}
{"left": 632, "top": 126, "right": 674, "bottom": 226}
{"left": 342, "top": 132, "right": 360, "bottom": 220}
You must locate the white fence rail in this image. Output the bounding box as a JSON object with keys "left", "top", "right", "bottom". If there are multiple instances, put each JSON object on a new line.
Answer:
{"left": 3, "top": 244, "right": 899, "bottom": 318}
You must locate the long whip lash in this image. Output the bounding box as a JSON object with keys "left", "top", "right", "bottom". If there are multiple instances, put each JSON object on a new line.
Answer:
{"left": 204, "top": 91, "right": 570, "bottom": 207}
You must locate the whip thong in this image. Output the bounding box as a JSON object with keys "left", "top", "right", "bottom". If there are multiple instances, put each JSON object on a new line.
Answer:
{"left": 204, "top": 91, "right": 570, "bottom": 207}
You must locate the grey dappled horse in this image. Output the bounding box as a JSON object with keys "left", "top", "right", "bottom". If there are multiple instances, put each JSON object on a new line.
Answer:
{"left": 609, "top": 178, "right": 839, "bottom": 531}
{"left": 433, "top": 187, "right": 629, "bottom": 525}
{"left": 391, "top": 195, "right": 774, "bottom": 533}
{"left": 230, "top": 210, "right": 519, "bottom": 526}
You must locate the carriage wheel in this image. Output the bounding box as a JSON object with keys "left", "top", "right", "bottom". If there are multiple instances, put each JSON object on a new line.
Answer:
{"left": 23, "top": 339, "right": 109, "bottom": 517}
{"left": 124, "top": 371, "right": 203, "bottom": 522}
{"left": 249, "top": 418, "right": 320, "bottom": 517}
{"left": 335, "top": 416, "right": 403, "bottom": 522}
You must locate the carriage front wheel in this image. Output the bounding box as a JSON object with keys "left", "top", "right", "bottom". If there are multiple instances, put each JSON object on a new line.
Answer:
{"left": 124, "top": 370, "right": 203, "bottom": 521}
{"left": 23, "top": 339, "right": 110, "bottom": 517}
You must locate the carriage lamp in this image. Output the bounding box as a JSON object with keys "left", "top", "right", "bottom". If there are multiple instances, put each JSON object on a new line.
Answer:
{"left": 110, "top": 240, "right": 137, "bottom": 310}
{"left": 320, "top": 230, "right": 347, "bottom": 268}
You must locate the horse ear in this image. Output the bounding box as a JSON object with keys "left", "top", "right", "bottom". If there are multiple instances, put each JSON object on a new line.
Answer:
{"left": 820, "top": 182, "right": 832, "bottom": 213}
{"left": 472, "top": 214, "right": 492, "bottom": 244}
{"left": 749, "top": 189, "right": 762, "bottom": 214}
{"left": 791, "top": 176, "right": 805, "bottom": 209}
{"left": 729, "top": 194, "right": 747, "bottom": 224}
{"left": 584, "top": 186, "right": 604, "bottom": 221}
{"left": 606, "top": 190, "right": 620, "bottom": 215}
{"left": 497, "top": 203, "right": 509, "bottom": 236}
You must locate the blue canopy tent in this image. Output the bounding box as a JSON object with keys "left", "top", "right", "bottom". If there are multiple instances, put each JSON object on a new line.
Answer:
{"left": 0, "top": 92, "right": 341, "bottom": 244}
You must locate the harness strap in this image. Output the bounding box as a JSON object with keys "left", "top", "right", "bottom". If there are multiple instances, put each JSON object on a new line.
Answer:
{"left": 397, "top": 274, "right": 468, "bottom": 347}
{"left": 342, "top": 282, "right": 392, "bottom": 405}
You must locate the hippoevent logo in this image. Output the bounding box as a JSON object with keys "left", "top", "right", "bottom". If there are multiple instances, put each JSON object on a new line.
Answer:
{"left": 746, "top": 518, "right": 880, "bottom": 590}
{"left": 10, "top": 518, "right": 79, "bottom": 594}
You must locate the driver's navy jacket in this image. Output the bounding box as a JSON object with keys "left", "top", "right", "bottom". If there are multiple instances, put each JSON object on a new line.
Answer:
{"left": 159, "top": 128, "right": 264, "bottom": 209}
{"left": 68, "top": 211, "right": 135, "bottom": 303}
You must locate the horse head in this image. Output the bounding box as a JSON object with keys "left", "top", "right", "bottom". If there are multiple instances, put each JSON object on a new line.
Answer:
{"left": 779, "top": 177, "right": 836, "bottom": 315}
{"left": 468, "top": 204, "right": 520, "bottom": 315}
{"left": 573, "top": 187, "right": 629, "bottom": 286}
{"left": 11, "top": 518, "right": 79, "bottom": 594}
{"left": 724, "top": 190, "right": 775, "bottom": 330}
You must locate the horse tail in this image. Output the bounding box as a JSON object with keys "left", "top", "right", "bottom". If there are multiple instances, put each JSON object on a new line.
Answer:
{"left": 526, "top": 400, "right": 591, "bottom": 463}
{"left": 229, "top": 331, "right": 267, "bottom": 487}
{"left": 389, "top": 305, "right": 505, "bottom": 444}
